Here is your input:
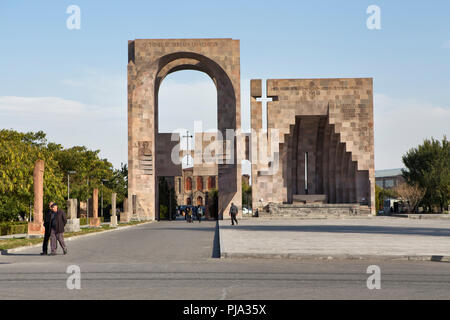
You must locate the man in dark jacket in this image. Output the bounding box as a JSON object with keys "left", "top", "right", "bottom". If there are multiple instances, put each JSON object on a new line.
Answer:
{"left": 40, "top": 201, "right": 54, "bottom": 255}
{"left": 229, "top": 202, "right": 238, "bottom": 226}
{"left": 49, "top": 203, "right": 68, "bottom": 255}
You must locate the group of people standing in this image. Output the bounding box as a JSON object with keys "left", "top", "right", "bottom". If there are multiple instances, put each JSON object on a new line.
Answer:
{"left": 180, "top": 202, "right": 239, "bottom": 226}
{"left": 41, "top": 202, "right": 68, "bottom": 256}
{"left": 183, "top": 205, "right": 204, "bottom": 223}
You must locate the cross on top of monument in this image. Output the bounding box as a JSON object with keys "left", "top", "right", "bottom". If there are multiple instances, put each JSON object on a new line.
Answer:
{"left": 256, "top": 83, "right": 273, "bottom": 131}
{"left": 182, "top": 130, "right": 193, "bottom": 166}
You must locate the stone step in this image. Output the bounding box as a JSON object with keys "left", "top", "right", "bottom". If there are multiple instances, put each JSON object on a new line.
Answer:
{"left": 260, "top": 203, "right": 371, "bottom": 217}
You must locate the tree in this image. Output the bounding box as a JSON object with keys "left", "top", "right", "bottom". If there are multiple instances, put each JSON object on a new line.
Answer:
{"left": 0, "top": 130, "right": 65, "bottom": 221}
{"left": 49, "top": 145, "right": 129, "bottom": 214}
{"left": 394, "top": 183, "right": 425, "bottom": 213}
{"left": 158, "top": 177, "right": 176, "bottom": 220}
{"left": 402, "top": 136, "right": 450, "bottom": 212}
{"left": 242, "top": 179, "right": 252, "bottom": 208}
{"left": 375, "top": 185, "right": 397, "bottom": 212}
{"left": 0, "top": 129, "right": 128, "bottom": 222}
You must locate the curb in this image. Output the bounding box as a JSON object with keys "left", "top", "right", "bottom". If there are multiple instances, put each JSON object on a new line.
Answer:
{"left": 219, "top": 252, "right": 450, "bottom": 262}
{"left": 1, "top": 221, "right": 153, "bottom": 255}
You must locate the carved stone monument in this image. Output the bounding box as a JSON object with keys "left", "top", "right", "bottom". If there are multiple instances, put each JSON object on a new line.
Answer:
{"left": 65, "top": 198, "right": 80, "bottom": 232}
{"left": 127, "top": 39, "right": 375, "bottom": 218}
{"left": 120, "top": 197, "right": 130, "bottom": 223}
{"left": 110, "top": 193, "right": 118, "bottom": 227}
{"left": 27, "top": 160, "right": 45, "bottom": 237}
{"left": 89, "top": 188, "right": 101, "bottom": 227}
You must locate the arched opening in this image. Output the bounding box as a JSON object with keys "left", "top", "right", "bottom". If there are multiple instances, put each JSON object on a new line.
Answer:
{"left": 154, "top": 52, "right": 239, "bottom": 221}
{"left": 197, "top": 196, "right": 203, "bottom": 206}
{"left": 158, "top": 70, "right": 217, "bottom": 136}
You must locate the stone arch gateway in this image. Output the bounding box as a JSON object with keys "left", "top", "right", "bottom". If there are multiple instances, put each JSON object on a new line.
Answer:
{"left": 127, "top": 38, "right": 242, "bottom": 220}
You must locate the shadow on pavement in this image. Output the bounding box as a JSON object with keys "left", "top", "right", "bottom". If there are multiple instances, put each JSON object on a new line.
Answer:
{"left": 1, "top": 252, "right": 42, "bottom": 256}
{"left": 212, "top": 220, "right": 221, "bottom": 258}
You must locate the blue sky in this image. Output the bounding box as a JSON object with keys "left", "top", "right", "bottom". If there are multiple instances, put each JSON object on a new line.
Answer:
{"left": 0, "top": 0, "right": 449, "bottom": 171}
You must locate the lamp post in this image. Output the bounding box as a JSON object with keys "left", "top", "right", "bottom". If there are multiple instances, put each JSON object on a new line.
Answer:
{"left": 67, "top": 171, "right": 76, "bottom": 200}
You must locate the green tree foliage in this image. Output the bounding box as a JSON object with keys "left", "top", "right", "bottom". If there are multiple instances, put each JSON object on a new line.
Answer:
{"left": 0, "top": 130, "right": 65, "bottom": 221}
{"left": 0, "top": 129, "right": 128, "bottom": 221}
{"left": 242, "top": 179, "right": 252, "bottom": 208}
{"left": 375, "top": 184, "right": 397, "bottom": 211}
{"left": 50, "top": 145, "right": 125, "bottom": 204}
{"left": 402, "top": 136, "right": 450, "bottom": 212}
{"left": 158, "top": 177, "right": 176, "bottom": 220}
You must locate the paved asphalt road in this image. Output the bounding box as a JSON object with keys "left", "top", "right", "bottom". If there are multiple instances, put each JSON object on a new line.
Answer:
{"left": 0, "top": 220, "right": 449, "bottom": 299}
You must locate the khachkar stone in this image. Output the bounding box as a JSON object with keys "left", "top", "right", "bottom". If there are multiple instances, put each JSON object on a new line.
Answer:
{"left": 89, "top": 189, "right": 101, "bottom": 227}
{"left": 27, "top": 160, "right": 45, "bottom": 237}
{"left": 110, "top": 193, "right": 118, "bottom": 227}
{"left": 65, "top": 199, "right": 80, "bottom": 232}
{"left": 120, "top": 197, "right": 130, "bottom": 223}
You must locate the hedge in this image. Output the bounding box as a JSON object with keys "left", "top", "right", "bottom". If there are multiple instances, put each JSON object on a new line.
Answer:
{"left": 0, "top": 222, "right": 28, "bottom": 236}
{"left": 0, "top": 216, "right": 109, "bottom": 236}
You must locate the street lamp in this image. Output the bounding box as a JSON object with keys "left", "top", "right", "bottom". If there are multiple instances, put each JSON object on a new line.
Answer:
{"left": 67, "top": 171, "right": 76, "bottom": 200}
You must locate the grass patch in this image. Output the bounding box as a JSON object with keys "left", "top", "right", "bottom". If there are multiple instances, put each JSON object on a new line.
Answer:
{"left": 0, "top": 220, "right": 150, "bottom": 251}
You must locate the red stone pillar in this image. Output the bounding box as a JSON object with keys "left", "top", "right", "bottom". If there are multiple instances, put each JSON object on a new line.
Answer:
{"left": 27, "top": 160, "right": 45, "bottom": 237}
{"left": 89, "top": 188, "right": 101, "bottom": 227}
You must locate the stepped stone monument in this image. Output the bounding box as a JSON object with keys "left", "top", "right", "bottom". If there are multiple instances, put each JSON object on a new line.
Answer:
{"left": 250, "top": 78, "right": 375, "bottom": 215}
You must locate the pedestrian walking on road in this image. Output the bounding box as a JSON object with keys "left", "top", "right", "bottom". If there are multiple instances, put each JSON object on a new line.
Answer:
{"left": 229, "top": 202, "right": 238, "bottom": 226}
{"left": 49, "top": 203, "right": 68, "bottom": 255}
{"left": 186, "top": 207, "right": 193, "bottom": 223}
{"left": 197, "top": 205, "right": 203, "bottom": 223}
{"left": 40, "top": 201, "right": 53, "bottom": 255}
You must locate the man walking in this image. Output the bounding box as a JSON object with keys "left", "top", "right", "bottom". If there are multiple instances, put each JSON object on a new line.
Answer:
{"left": 229, "top": 202, "right": 238, "bottom": 226}
{"left": 40, "top": 201, "right": 53, "bottom": 255}
{"left": 197, "top": 205, "right": 203, "bottom": 223}
{"left": 186, "top": 207, "right": 192, "bottom": 223}
{"left": 49, "top": 203, "right": 68, "bottom": 255}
